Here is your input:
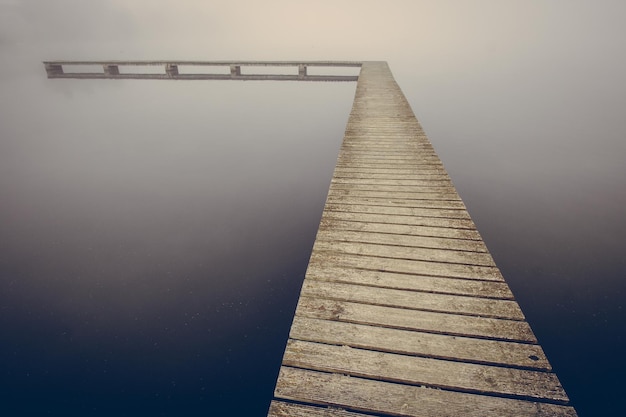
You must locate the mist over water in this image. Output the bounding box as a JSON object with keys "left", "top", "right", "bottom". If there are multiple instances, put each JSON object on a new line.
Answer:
{"left": 1, "top": 2, "right": 626, "bottom": 416}
{"left": 0, "top": 77, "right": 355, "bottom": 415}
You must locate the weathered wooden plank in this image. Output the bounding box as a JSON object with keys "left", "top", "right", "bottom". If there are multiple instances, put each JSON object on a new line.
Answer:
{"left": 312, "top": 240, "right": 495, "bottom": 267}
{"left": 325, "top": 195, "right": 467, "bottom": 209}
{"left": 315, "top": 229, "right": 487, "bottom": 252}
{"left": 345, "top": 121, "right": 423, "bottom": 126}
{"left": 338, "top": 147, "right": 436, "bottom": 154}
{"left": 332, "top": 173, "right": 451, "bottom": 182}
{"left": 283, "top": 340, "right": 567, "bottom": 401}
{"left": 341, "top": 137, "right": 432, "bottom": 143}
{"left": 343, "top": 136, "right": 428, "bottom": 142}
{"left": 338, "top": 155, "right": 442, "bottom": 163}
{"left": 337, "top": 153, "right": 441, "bottom": 159}
{"left": 329, "top": 183, "right": 456, "bottom": 193}
{"left": 332, "top": 178, "right": 453, "bottom": 187}
{"left": 268, "top": 401, "right": 373, "bottom": 417}
{"left": 332, "top": 166, "right": 451, "bottom": 175}
{"left": 343, "top": 131, "right": 428, "bottom": 137}
{"left": 305, "top": 263, "right": 512, "bottom": 298}
{"left": 300, "top": 280, "right": 523, "bottom": 320}
{"left": 308, "top": 251, "right": 504, "bottom": 281}
{"left": 338, "top": 151, "right": 440, "bottom": 158}
{"left": 321, "top": 211, "right": 476, "bottom": 229}
{"left": 339, "top": 145, "right": 436, "bottom": 151}
{"left": 335, "top": 162, "right": 445, "bottom": 170}
{"left": 319, "top": 218, "right": 482, "bottom": 240}
{"left": 327, "top": 188, "right": 463, "bottom": 201}
{"left": 274, "top": 368, "right": 578, "bottom": 417}
{"left": 296, "top": 298, "right": 536, "bottom": 342}
{"left": 289, "top": 317, "right": 551, "bottom": 370}
{"left": 324, "top": 203, "right": 469, "bottom": 219}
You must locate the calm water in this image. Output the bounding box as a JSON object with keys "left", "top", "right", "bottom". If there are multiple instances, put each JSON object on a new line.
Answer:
{"left": 0, "top": 77, "right": 354, "bottom": 416}
{"left": 1, "top": 73, "right": 625, "bottom": 416}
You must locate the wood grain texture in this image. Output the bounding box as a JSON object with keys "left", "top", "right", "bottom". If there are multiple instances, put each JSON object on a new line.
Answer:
{"left": 289, "top": 317, "right": 550, "bottom": 370}
{"left": 314, "top": 229, "right": 488, "bottom": 252}
{"left": 308, "top": 251, "right": 505, "bottom": 281}
{"left": 296, "top": 298, "right": 536, "bottom": 342}
{"left": 327, "top": 188, "right": 464, "bottom": 201}
{"left": 319, "top": 218, "right": 482, "bottom": 240}
{"left": 321, "top": 211, "right": 477, "bottom": 229}
{"left": 268, "top": 401, "right": 374, "bottom": 417}
{"left": 323, "top": 202, "right": 470, "bottom": 218}
{"left": 283, "top": 340, "right": 568, "bottom": 401}
{"left": 312, "top": 240, "right": 495, "bottom": 266}
{"left": 325, "top": 194, "right": 467, "bottom": 209}
{"left": 274, "top": 368, "right": 578, "bottom": 417}
{"left": 304, "top": 264, "right": 513, "bottom": 298}
{"left": 299, "top": 280, "right": 524, "bottom": 319}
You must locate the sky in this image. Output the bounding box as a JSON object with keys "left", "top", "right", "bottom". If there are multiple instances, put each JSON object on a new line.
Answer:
{"left": 1, "top": 1, "right": 625, "bottom": 416}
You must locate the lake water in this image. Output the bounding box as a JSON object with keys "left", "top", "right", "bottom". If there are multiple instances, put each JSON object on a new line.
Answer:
{"left": 1, "top": 71, "right": 625, "bottom": 416}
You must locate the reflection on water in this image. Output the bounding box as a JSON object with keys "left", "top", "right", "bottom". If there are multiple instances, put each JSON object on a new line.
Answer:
{"left": 0, "top": 79, "right": 355, "bottom": 415}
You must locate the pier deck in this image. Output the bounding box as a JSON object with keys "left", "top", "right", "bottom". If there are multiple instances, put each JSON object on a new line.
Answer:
{"left": 267, "top": 62, "right": 578, "bottom": 417}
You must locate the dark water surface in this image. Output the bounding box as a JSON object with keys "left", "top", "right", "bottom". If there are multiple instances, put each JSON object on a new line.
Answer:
{"left": 1, "top": 73, "right": 625, "bottom": 417}
{"left": 0, "top": 78, "right": 354, "bottom": 416}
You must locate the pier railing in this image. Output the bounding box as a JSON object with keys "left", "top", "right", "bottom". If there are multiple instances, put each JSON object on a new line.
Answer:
{"left": 43, "top": 60, "right": 362, "bottom": 81}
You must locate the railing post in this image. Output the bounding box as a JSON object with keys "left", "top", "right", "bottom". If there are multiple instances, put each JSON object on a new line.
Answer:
{"left": 298, "top": 64, "right": 307, "bottom": 79}
{"left": 166, "top": 63, "right": 179, "bottom": 77}
{"left": 44, "top": 63, "right": 64, "bottom": 77}
{"left": 230, "top": 65, "right": 241, "bottom": 78}
{"left": 103, "top": 64, "right": 120, "bottom": 76}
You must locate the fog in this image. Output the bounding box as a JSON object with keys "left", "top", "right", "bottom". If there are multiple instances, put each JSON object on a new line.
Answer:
{"left": 1, "top": 1, "right": 625, "bottom": 416}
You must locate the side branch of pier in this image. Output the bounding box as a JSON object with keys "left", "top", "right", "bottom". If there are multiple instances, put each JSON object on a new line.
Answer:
{"left": 43, "top": 61, "right": 361, "bottom": 82}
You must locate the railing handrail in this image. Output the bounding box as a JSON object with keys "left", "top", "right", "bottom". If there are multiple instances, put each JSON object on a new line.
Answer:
{"left": 43, "top": 60, "right": 364, "bottom": 82}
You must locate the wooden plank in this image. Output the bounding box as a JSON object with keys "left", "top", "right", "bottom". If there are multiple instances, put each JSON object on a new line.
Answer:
{"left": 283, "top": 340, "right": 568, "bottom": 401}
{"left": 332, "top": 172, "right": 451, "bottom": 181}
{"left": 312, "top": 240, "right": 496, "bottom": 267}
{"left": 324, "top": 203, "right": 469, "bottom": 219}
{"left": 314, "top": 229, "right": 488, "bottom": 252}
{"left": 296, "top": 298, "right": 536, "bottom": 342}
{"left": 338, "top": 147, "right": 436, "bottom": 154}
{"left": 289, "top": 317, "right": 551, "bottom": 370}
{"left": 308, "top": 251, "right": 505, "bottom": 281}
{"left": 338, "top": 155, "right": 442, "bottom": 163}
{"left": 338, "top": 152, "right": 440, "bottom": 159}
{"left": 334, "top": 162, "right": 446, "bottom": 170}
{"left": 321, "top": 211, "right": 476, "bottom": 229}
{"left": 331, "top": 178, "right": 453, "bottom": 187}
{"left": 274, "top": 368, "right": 578, "bottom": 417}
{"left": 327, "top": 188, "right": 463, "bottom": 201}
{"left": 300, "top": 280, "right": 524, "bottom": 320}
{"left": 319, "top": 218, "right": 482, "bottom": 240}
{"left": 330, "top": 184, "right": 456, "bottom": 193}
{"left": 325, "top": 195, "right": 467, "bottom": 209}
{"left": 332, "top": 166, "right": 451, "bottom": 175}
{"left": 304, "top": 263, "right": 513, "bottom": 298}
{"left": 342, "top": 136, "right": 430, "bottom": 142}
{"left": 339, "top": 145, "right": 436, "bottom": 151}
{"left": 268, "top": 401, "right": 373, "bottom": 417}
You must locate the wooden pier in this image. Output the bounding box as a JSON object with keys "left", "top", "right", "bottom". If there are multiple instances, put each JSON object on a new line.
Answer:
{"left": 267, "top": 62, "right": 578, "bottom": 417}
{"left": 44, "top": 60, "right": 578, "bottom": 416}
